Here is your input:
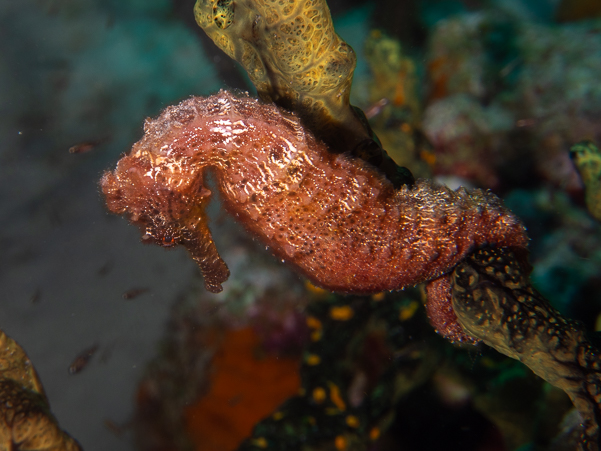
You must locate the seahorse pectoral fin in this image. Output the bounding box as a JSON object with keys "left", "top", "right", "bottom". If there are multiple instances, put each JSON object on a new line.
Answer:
{"left": 183, "top": 219, "right": 230, "bottom": 293}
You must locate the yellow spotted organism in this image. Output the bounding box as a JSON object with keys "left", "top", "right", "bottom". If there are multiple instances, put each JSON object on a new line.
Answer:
{"left": 329, "top": 305, "right": 354, "bottom": 321}
{"left": 193, "top": 0, "right": 412, "bottom": 187}
{"left": 312, "top": 387, "right": 327, "bottom": 404}
{"left": 399, "top": 300, "right": 420, "bottom": 321}
{"left": 306, "top": 315, "right": 324, "bottom": 342}
{"left": 345, "top": 415, "right": 360, "bottom": 428}
{"left": 306, "top": 316, "right": 322, "bottom": 330}
{"left": 451, "top": 247, "right": 601, "bottom": 448}
{"left": 571, "top": 141, "right": 601, "bottom": 222}
{"left": 334, "top": 435, "right": 347, "bottom": 451}
{"left": 310, "top": 329, "right": 322, "bottom": 342}
{"left": 328, "top": 382, "right": 346, "bottom": 411}
{"left": 194, "top": 0, "right": 362, "bottom": 154}
{"left": 371, "top": 292, "right": 386, "bottom": 302}
{"left": 305, "top": 354, "right": 321, "bottom": 366}
{"left": 0, "top": 331, "right": 82, "bottom": 450}
{"left": 369, "top": 427, "right": 381, "bottom": 441}
{"left": 252, "top": 437, "right": 268, "bottom": 449}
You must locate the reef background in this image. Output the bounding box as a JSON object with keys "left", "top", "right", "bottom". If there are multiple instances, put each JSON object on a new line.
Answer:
{"left": 1, "top": 0, "right": 601, "bottom": 450}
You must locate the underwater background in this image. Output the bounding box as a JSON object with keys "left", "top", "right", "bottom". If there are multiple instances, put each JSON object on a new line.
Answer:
{"left": 1, "top": 0, "right": 601, "bottom": 450}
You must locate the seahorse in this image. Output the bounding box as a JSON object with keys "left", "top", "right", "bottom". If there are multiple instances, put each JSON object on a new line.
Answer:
{"left": 101, "top": 90, "right": 527, "bottom": 343}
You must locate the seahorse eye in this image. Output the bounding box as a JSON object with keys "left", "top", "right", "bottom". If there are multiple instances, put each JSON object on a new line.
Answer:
{"left": 161, "top": 235, "right": 175, "bottom": 247}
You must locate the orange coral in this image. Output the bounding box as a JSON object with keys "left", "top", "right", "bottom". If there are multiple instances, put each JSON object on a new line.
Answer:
{"left": 183, "top": 328, "right": 300, "bottom": 451}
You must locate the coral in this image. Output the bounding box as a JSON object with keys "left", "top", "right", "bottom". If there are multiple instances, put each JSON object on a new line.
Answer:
{"left": 364, "top": 30, "right": 420, "bottom": 116}
{"left": 361, "top": 31, "right": 432, "bottom": 180}
{"left": 132, "top": 262, "right": 310, "bottom": 451}
{"left": 0, "top": 331, "right": 82, "bottom": 451}
{"left": 194, "top": 0, "right": 412, "bottom": 188}
{"left": 193, "top": 0, "right": 360, "bottom": 152}
{"left": 422, "top": 94, "right": 512, "bottom": 189}
{"left": 571, "top": 141, "right": 601, "bottom": 222}
{"left": 426, "top": 14, "right": 487, "bottom": 101}
{"left": 422, "top": 12, "right": 601, "bottom": 190}
{"left": 184, "top": 327, "right": 301, "bottom": 451}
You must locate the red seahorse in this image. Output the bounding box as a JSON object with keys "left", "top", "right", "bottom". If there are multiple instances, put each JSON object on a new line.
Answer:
{"left": 101, "top": 90, "right": 528, "bottom": 341}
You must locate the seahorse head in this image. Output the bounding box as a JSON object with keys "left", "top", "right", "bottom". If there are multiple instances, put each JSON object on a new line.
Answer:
{"left": 100, "top": 142, "right": 229, "bottom": 293}
{"left": 100, "top": 155, "right": 211, "bottom": 247}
